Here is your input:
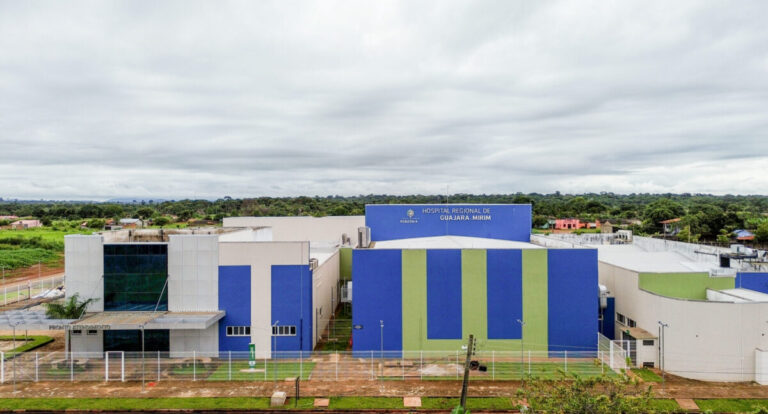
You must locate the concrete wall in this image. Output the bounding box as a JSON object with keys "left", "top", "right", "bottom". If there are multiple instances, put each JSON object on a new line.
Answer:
{"left": 600, "top": 261, "right": 768, "bottom": 381}
{"left": 170, "top": 323, "right": 218, "bottom": 357}
{"left": 222, "top": 216, "right": 363, "bottom": 244}
{"left": 168, "top": 235, "right": 219, "bottom": 312}
{"left": 70, "top": 330, "right": 103, "bottom": 354}
{"left": 219, "top": 241, "right": 309, "bottom": 358}
{"left": 65, "top": 235, "right": 104, "bottom": 312}
{"left": 312, "top": 250, "right": 340, "bottom": 348}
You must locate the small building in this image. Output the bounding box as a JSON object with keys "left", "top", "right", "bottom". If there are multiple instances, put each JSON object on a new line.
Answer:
{"left": 659, "top": 218, "right": 682, "bottom": 236}
{"left": 0, "top": 215, "right": 19, "bottom": 221}
{"left": 11, "top": 219, "right": 42, "bottom": 229}
{"left": 118, "top": 218, "right": 144, "bottom": 228}
{"left": 555, "top": 218, "right": 582, "bottom": 230}
{"left": 733, "top": 229, "right": 755, "bottom": 241}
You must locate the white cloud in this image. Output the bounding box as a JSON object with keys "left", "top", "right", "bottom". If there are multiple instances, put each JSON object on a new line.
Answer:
{"left": 0, "top": 0, "right": 766, "bottom": 199}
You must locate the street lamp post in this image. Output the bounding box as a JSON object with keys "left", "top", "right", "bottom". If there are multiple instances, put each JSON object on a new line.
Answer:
{"left": 11, "top": 321, "right": 21, "bottom": 392}
{"left": 516, "top": 319, "right": 525, "bottom": 380}
{"left": 379, "top": 320, "right": 384, "bottom": 359}
{"left": 272, "top": 320, "right": 279, "bottom": 382}
{"left": 141, "top": 324, "right": 145, "bottom": 390}
{"left": 658, "top": 321, "right": 669, "bottom": 386}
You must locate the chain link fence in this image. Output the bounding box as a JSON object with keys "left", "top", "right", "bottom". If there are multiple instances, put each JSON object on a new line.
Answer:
{"left": 0, "top": 275, "right": 65, "bottom": 306}
{"left": 0, "top": 350, "right": 616, "bottom": 383}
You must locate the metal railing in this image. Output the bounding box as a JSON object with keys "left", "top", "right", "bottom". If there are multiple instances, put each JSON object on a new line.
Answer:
{"left": 0, "top": 275, "right": 65, "bottom": 306}
{"left": 0, "top": 350, "right": 615, "bottom": 383}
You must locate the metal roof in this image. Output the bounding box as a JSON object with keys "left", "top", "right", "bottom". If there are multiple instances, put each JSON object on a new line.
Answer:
{"left": 371, "top": 235, "right": 543, "bottom": 250}
{"left": 0, "top": 310, "right": 76, "bottom": 330}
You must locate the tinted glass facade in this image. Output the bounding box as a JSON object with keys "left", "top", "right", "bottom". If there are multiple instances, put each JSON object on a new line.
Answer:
{"left": 103, "top": 244, "right": 168, "bottom": 311}
{"left": 103, "top": 330, "right": 170, "bottom": 352}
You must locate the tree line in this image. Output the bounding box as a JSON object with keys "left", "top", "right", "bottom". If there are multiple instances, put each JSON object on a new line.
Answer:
{"left": 1, "top": 193, "right": 767, "bottom": 242}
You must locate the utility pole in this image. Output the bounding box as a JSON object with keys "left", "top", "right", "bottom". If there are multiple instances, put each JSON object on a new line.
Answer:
{"left": 658, "top": 321, "right": 669, "bottom": 389}
{"left": 517, "top": 319, "right": 526, "bottom": 380}
{"left": 459, "top": 334, "right": 475, "bottom": 411}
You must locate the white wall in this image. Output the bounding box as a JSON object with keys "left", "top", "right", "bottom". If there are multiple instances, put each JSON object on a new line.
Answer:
{"left": 169, "top": 323, "right": 218, "bottom": 357}
{"left": 311, "top": 250, "right": 340, "bottom": 348}
{"left": 601, "top": 261, "right": 768, "bottom": 381}
{"left": 756, "top": 349, "right": 768, "bottom": 385}
{"left": 65, "top": 235, "right": 104, "bottom": 312}
{"left": 168, "top": 235, "right": 219, "bottom": 312}
{"left": 219, "top": 241, "right": 309, "bottom": 358}
{"left": 70, "top": 330, "right": 103, "bottom": 354}
{"left": 223, "top": 216, "right": 364, "bottom": 244}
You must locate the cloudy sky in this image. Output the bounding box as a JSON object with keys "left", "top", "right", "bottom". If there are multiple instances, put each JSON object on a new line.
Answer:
{"left": 1, "top": 1, "right": 767, "bottom": 200}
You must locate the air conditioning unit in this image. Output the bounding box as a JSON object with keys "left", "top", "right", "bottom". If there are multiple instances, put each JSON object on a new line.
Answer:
{"left": 340, "top": 281, "right": 352, "bottom": 302}
{"left": 357, "top": 226, "right": 371, "bottom": 248}
{"left": 309, "top": 258, "right": 319, "bottom": 270}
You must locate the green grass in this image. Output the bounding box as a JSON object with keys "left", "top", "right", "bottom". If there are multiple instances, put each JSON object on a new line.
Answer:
{"left": 315, "top": 305, "right": 352, "bottom": 351}
{"left": 632, "top": 367, "right": 663, "bottom": 382}
{"left": 696, "top": 399, "right": 768, "bottom": 413}
{"left": 0, "top": 335, "right": 54, "bottom": 358}
{"left": 205, "top": 360, "right": 315, "bottom": 381}
{"left": 0, "top": 248, "right": 61, "bottom": 270}
{"left": 649, "top": 399, "right": 681, "bottom": 412}
{"left": 0, "top": 227, "right": 90, "bottom": 270}
{"left": 0, "top": 397, "right": 698, "bottom": 412}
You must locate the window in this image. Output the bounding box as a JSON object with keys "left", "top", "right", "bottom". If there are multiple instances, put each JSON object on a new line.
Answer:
{"left": 642, "top": 339, "right": 655, "bottom": 346}
{"left": 616, "top": 313, "right": 626, "bottom": 324}
{"left": 627, "top": 318, "right": 637, "bottom": 328}
{"left": 87, "top": 330, "right": 98, "bottom": 336}
{"left": 103, "top": 243, "right": 168, "bottom": 311}
{"left": 226, "top": 326, "right": 251, "bottom": 337}
{"left": 272, "top": 325, "right": 297, "bottom": 336}
{"left": 72, "top": 329, "right": 82, "bottom": 336}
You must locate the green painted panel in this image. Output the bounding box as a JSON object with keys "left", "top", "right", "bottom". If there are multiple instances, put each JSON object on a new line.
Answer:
{"left": 521, "top": 249, "right": 548, "bottom": 352}
{"left": 402, "top": 249, "right": 426, "bottom": 351}
{"left": 339, "top": 248, "right": 352, "bottom": 280}
{"left": 462, "top": 250, "right": 487, "bottom": 344}
{"left": 638, "top": 273, "right": 735, "bottom": 300}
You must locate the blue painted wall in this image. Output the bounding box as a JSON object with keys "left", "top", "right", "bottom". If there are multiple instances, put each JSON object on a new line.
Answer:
{"left": 366, "top": 204, "right": 531, "bottom": 242}
{"left": 271, "top": 265, "right": 313, "bottom": 353}
{"left": 735, "top": 272, "right": 768, "bottom": 294}
{"left": 600, "top": 297, "right": 615, "bottom": 340}
{"left": 427, "top": 250, "right": 463, "bottom": 339}
{"left": 486, "top": 249, "right": 523, "bottom": 339}
{"left": 218, "top": 265, "right": 251, "bottom": 353}
{"left": 547, "top": 249, "right": 598, "bottom": 352}
{"left": 352, "top": 249, "right": 402, "bottom": 356}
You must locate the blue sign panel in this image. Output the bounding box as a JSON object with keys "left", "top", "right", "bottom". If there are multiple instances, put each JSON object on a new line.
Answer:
{"left": 365, "top": 204, "right": 531, "bottom": 242}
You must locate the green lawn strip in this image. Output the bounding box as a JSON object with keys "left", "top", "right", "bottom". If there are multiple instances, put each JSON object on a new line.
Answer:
{"left": 0, "top": 397, "right": 694, "bottom": 411}
{"left": 206, "top": 360, "right": 315, "bottom": 381}
{"left": 632, "top": 368, "right": 663, "bottom": 382}
{"left": 649, "top": 399, "right": 680, "bottom": 412}
{"left": 696, "top": 399, "right": 768, "bottom": 413}
{"left": 0, "top": 335, "right": 54, "bottom": 359}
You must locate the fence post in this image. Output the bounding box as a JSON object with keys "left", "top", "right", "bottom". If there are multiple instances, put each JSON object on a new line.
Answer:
{"left": 564, "top": 350, "right": 568, "bottom": 373}
{"left": 420, "top": 351, "right": 423, "bottom": 381}
{"left": 121, "top": 352, "right": 125, "bottom": 382}
{"left": 264, "top": 357, "right": 267, "bottom": 381}
{"left": 370, "top": 350, "right": 374, "bottom": 380}
{"left": 193, "top": 350, "right": 196, "bottom": 381}
{"left": 528, "top": 350, "right": 531, "bottom": 375}
{"left": 601, "top": 350, "right": 604, "bottom": 374}
{"left": 455, "top": 350, "right": 459, "bottom": 379}
{"left": 229, "top": 351, "right": 232, "bottom": 381}
{"left": 491, "top": 350, "right": 494, "bottom": 381}
{"left": 157, "top": 351, "right": 160, "bottom": 382}
{"left": 1, "top": 351, "right": 4, "bottom": 384}
{"left": 401, "top": 351, "right": 404, "bottom": 380}
{"left": 335, "top": 351, "right": 338, "bottom": 381}
{"left": 609, "top": 341, "right": 614, "bottom": 370}
{"left": 35, "top": 352, "right": 39, "bottom": 382}
{"left": 71, "top": 352, "right": 74, "bottom": 382}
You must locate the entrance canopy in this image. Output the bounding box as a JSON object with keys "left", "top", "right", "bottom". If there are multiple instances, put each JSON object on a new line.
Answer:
{"left": 0, "top": 310, "right": 224, "bottom": 331}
